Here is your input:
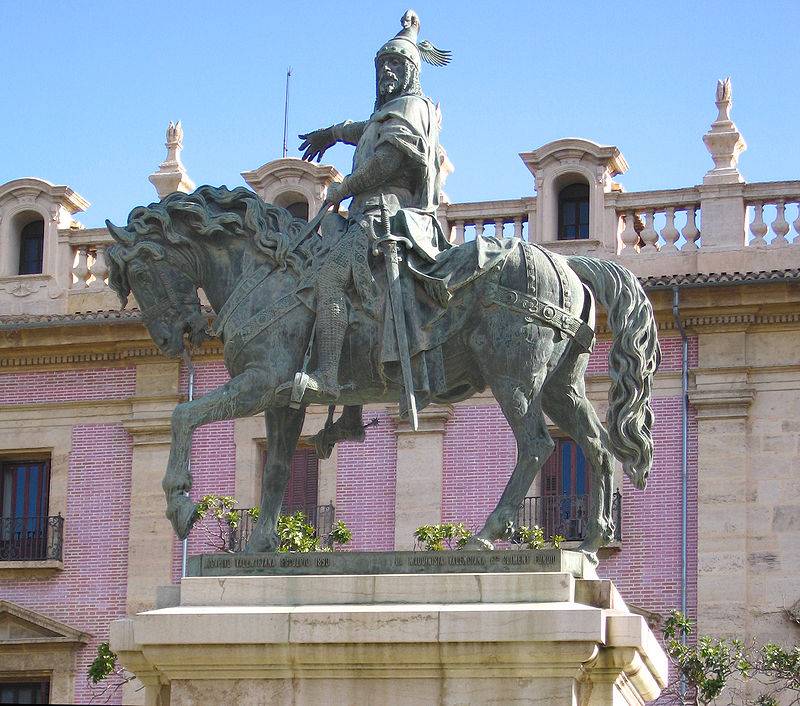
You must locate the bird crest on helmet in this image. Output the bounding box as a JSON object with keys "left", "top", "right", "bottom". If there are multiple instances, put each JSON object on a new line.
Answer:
{"left": 375, "top": 9, "right": 452, "bottom": 69}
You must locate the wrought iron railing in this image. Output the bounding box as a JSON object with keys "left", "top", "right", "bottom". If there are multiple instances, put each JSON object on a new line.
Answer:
{"left": 227, "top": 504, "right": 336, "bottom": 552}
{"left": 0, "top": 515, "right": 64, "bottom": 561}
{"left": 516, "top": 492, "right": 622, "bottom": 542}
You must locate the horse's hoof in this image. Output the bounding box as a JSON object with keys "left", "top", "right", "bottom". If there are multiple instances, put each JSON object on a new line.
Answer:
{"left": 167, "top": 495, "right": 198, "bottom": 540}
{"left": 245, "top": 528, "right": 279, "bottom": 554}
{"left": 463, "top": 536, "right": 494, "bottom": 551}
{"left": 580, "top": 550, "right": 599, "bottom": 567}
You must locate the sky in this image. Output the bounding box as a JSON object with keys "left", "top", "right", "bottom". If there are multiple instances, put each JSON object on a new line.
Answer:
{"left": 2, "top": 1, "right": 799, "bottom": 228}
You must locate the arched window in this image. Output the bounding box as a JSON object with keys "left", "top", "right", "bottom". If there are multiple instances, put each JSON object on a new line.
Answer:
{"left": 18, "top": 218, "right": 45, "bottom": 275}
{"left": 557, "top": 183, "right": 589, "bottom": 240}
{"left": 286, "top": 200, "right": 309, "bottom": 220}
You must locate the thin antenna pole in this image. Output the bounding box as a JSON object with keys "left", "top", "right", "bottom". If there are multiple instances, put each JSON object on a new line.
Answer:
{"left": 282, "top": 67, "right": 292, "bottom": 158}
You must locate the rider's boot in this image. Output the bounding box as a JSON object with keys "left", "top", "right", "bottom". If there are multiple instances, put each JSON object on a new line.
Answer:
{"left": 299, "top": 294, "right": 347, "bottom": 400}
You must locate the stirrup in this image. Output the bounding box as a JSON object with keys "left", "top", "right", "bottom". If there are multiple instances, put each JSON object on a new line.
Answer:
{"left": 289, "top": 372, "right": 311, "bottom": 409}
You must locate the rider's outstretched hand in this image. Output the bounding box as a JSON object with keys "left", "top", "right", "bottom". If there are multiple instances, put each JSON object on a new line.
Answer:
{"left": 298, "top": 127, "right": 337, "bottom": 162}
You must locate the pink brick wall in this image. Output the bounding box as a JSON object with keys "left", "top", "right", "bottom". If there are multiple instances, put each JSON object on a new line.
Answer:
{"left": 171, "top": 362, "right": 236, "bottom": 580}
{"left": 336, "top": 411, "right": 397, "bottom": 550}
{"left": 0, "top": 424, "right": 133, "bottom": 706}
{"left": 442, "top": 404, "right": 516, "bottom": 533}
{"left": 0, "top": 367, "right": 135, "bottom": 404}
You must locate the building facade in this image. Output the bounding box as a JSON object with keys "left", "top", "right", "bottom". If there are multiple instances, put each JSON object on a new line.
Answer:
{"left": 1, "top": 83, "right": 798, "bottom": 704}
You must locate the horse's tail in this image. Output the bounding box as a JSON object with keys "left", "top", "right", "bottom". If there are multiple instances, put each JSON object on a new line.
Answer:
{"left": 566, "top": 256, "right": 661, "bottom": 490}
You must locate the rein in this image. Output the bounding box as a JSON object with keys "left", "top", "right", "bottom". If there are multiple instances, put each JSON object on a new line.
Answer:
{"left": 140, "top": 264, "right": 198, "bottom": 326}
{"left": 206, "top": 261, "right": 307, "bottom": 366}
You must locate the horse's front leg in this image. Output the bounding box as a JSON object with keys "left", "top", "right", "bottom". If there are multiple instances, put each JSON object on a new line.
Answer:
{"left": 246, "top": 405, "right": 306, "bottom": 553}
{"left": 164, "top": 368, "right": 268, "bottom": 539}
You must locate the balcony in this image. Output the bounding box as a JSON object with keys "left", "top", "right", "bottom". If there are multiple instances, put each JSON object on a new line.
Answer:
{"left": 516, "top": 492, "right": 622, "bottom": 543}
{"left": 226, "top": 504, "right": 336, "bottom": 552}
{"left": 0, "top": 516, "right": 64, "bottom": 570}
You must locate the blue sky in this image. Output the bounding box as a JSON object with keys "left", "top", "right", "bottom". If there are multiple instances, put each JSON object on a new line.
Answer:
{"left": 2, "top": 1, "right": 798, "bottom": 228}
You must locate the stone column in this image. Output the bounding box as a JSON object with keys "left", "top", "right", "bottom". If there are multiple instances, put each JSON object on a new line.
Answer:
{"left": 122, "top": 361, "right": 182, "bottom": 616}
{"left": 390, "top": 405, "right": 452, "bottom": 550}
{"left": 689, "top": 350, "right": 754, "bottom": 638}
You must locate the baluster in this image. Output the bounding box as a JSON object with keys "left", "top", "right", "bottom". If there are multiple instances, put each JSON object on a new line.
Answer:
{"left": 72, "top": 246, "right": 90, "bottom": 288}
{"left": 454, "top": 220, "right": 465, "bottom": 245}
{"left": 793, "top": 202, "right": 800, "bottom": 244}
{"left": 640, "top": 209, "right": 659, "bottom": 249}
{"left": 681, "top": 206, "right": 701, "bottom": 251}
{"left": 89, "top": 245, "right": 110, "bottom": 287}
{"left": 619, "top": 210, "right": 638, "bottom": 250}
{"left": 771, "top": 200, "right": 790, "bottom": 246}
{"left": 749, "top": 202, "right": 768, "bottom": 247}
{"left": 513, "top": 215, "right": 524, "bottom": 240}
{"left": 474, "top": 219, "right": 485, "bottom": 238}
{"left": 661, "top": 207, "right": 680, "bottom": 251}
{"left": 494, "top": 218, "right": 505, "bottom": 238}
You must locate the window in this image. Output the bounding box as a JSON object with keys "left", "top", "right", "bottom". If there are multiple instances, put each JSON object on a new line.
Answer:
{"left": 286, "top": 200, "right": 309, "bottom": 220}
{"left": 557, "top": 183, "right": 589, "bottom": 240}
{"left": 282, "top": 446, "right": 319, "bottom": 517}
{"left": 18, "top": 219, "right": 45, "bottom": 275}
{"left": 0, "top": 459, "right": 52, "bottom": 561}
{"left": 0, "top": 680, "right": 50, "bottom": 704}
{"left": 540, "top": 438, "right": 591, "bottom": 540}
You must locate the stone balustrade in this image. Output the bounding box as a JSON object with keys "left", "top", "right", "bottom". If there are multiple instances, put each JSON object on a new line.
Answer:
{"left": 66, "top": 227, "right": 113, "bottom": 289}
{"left": 607, "top": 188, "right": 702, "bottom": 253}
{"left": 744, "top": 181, "right": 800, "bottom": 248}
{"left": 439, "top": 197, "right": 535, "bottom": 244}
{"left": 5, "top": 178, "right": 796, "bottom": 319}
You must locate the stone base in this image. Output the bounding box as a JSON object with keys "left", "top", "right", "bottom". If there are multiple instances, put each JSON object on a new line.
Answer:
{"left": 111, "top": 568, "right": 667, "bottom": 705}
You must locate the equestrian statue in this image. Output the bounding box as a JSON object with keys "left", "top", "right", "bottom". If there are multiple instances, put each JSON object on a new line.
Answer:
{"left": 105, "top": 10, "right": 660, "bottom": 561}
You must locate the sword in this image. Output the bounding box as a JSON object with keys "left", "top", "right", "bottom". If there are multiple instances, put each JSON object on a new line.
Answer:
{"left": 375, "top": 195, "right": 419, "bottom": 430}
{"left": 290, "top": 201, "right": 335, "bottom": 253}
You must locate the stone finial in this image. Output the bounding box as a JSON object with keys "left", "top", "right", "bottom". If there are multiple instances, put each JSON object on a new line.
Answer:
{"left": 702, "top": 77, "right": 746, "bottom": 185}
{"left": 148, "top": 120, "right": 196, "bottom": 199}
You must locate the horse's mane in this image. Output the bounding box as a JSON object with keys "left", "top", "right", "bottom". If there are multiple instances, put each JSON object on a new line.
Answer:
{"left": 107, "top": 186, "right": 314, "bottom": 302}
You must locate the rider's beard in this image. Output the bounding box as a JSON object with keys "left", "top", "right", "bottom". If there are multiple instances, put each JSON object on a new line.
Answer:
{"left": 379, "top": 73, "right": 400, "bottom": 98}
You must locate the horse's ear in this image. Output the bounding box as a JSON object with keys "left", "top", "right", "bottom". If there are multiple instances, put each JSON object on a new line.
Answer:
{"left": 106, "top": 220, "right": 131, "bottom": 244}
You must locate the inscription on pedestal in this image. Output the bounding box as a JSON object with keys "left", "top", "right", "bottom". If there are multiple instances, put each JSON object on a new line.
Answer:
{"left": 188, "top": 549, "right": 587, "bottom": 578}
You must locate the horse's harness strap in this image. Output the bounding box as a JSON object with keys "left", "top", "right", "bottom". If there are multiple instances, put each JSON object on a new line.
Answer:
{"left": 211, "top": 263, "right": 275, "bottom": 337}
{"left": 485, "top": 282, "right": 595, "bottom": 353}
{"left": 532, "top": 242, "right": 572, "bottom": 311}
{"left": 224, "top": 294, "right": 303, "bottom": 364}
{"left": 140, "top": 265, "right": 196, "bottom": 324}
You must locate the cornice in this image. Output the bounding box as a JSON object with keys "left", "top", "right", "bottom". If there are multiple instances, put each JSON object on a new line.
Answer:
{"left": 641, "top": 269, "right": 800, "bottom": 290}
{"left": 388, "top": 404, "right": 454, "bottom": 434}
{"left": 688, "top": 386, "right": 755, "bottom": 420}
{"left": 122, "top": 418, "right": 172, "bottom": 445}
{"left": 0, "top": 269, "right": 798, "bottom": 370}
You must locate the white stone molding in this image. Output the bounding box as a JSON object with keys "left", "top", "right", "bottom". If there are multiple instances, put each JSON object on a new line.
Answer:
{"left": 520, "top": 138, "right": 627, "bottom": 250}
{"left": 148, "top": 121, "right": 196, "bottom": 199}
{"left": 0, "top": 178, "right": 89, "bottom": 314}
{"left": 703, "top": 77, "right": 747, "bottom": 186}
{"left": 241, "top": 158, "right": 343, "bottom": 217}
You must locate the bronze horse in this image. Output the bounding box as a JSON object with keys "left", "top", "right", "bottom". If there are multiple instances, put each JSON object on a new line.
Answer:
{"left": 106, "top": 185, "right": 660, "bottom": 559}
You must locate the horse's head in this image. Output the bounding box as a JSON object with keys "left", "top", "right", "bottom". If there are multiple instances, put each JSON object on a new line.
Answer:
{"left": 106, "top": 220, "right": 209, "bottom": 357}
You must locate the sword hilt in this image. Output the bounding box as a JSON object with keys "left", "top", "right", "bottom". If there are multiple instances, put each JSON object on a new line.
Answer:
{"left": 379, "top": 194, "right": 391, "bottom": 236}
{"left": 373, "top": 234, "right": 413, "bottom": 257}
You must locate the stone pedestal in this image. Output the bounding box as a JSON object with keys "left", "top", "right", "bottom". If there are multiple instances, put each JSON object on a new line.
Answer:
{"left": 111, "top": 563, "right": 667, "bottom": 705}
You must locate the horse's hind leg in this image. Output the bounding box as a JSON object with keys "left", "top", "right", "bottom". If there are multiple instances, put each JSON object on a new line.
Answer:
{"left": 542, "top": 358, "right": 616, "bottom": 557}
{"left": 468, "top": 373, "right": 554, "bottom": 548}
{"left": 246, "top": 405, "right": 306, "bottom": 553}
